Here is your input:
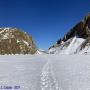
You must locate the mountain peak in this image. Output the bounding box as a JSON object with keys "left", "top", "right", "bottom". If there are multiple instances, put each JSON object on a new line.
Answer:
{"left": 49, "top": 13, "right": 90, "bottom": 54}
{"left": 84, "top": 13, "right": 90, "bottom": 21}
{"left": 0, "top": 28, "right": 37, "bottom": 54}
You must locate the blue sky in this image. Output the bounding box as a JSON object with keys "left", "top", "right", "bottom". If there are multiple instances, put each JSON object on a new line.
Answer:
{"left": 0, "top": 0, "right": 90, "bottom": 50}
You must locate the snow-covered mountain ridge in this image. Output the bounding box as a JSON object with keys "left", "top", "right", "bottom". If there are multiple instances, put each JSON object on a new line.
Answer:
{"left": 49, "top": 13, "right": 90, "bottom": 54}
{"left": 49, "top": 36, "right": 85, "bottom": 54}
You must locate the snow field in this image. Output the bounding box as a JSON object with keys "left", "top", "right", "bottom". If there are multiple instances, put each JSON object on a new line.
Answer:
{"left": 0, "top": 54, "right": 90, "bottom": 90}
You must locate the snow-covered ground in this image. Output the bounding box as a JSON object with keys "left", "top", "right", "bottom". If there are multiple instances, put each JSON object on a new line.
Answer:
{"left": 0, "top": 54, "right": 90, "bottom": 90}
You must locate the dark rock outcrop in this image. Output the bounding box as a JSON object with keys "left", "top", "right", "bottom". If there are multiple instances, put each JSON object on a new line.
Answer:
{"left": 57, "top": 13, "right": 90, "bottom": 44}
{"left": 49, "top": 13, "right": 90, "bottom": 50}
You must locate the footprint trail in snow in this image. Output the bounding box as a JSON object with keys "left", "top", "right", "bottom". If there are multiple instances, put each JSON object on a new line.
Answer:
{"left": 41, "top": 60, "right": 62, "bottom": 90}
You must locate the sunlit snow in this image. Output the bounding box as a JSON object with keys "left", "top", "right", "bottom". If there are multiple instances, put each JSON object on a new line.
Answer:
{"left": 0, "top": 54, "right": 90, "bottom": 90}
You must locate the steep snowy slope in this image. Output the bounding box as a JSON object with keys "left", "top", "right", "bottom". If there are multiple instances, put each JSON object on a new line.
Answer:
{"left": 49, "top": 36, "right": 85, "bottom": 54}
{"left": 35, "top": 49, "right": 48, "bottom": 54}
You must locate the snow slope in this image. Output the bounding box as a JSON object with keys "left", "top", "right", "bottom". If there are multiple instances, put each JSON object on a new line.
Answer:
{"left": 0, "top": 54, "right": 90, "bottom": 90}
{"left": 35, "top": 50, "right": 48, "bottom": 55}
{"left": 48, "top": 36, "right": 85, "bottom": 54}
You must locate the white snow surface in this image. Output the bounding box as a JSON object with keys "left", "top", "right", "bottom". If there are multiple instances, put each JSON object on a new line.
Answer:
{"left": 23, "top": 40, "right": 29, "bottom": 46}
{"left": 35, "top": 50, "right": 43, "bottom": 54}
{"left": 35, "top": 50, "right": 47, "bottom": 55}
{"left": 48, "top": 36, "right": 85, "bottom": 54}
{"left": 0, "top": 54, "right": 90, "bottom": 90}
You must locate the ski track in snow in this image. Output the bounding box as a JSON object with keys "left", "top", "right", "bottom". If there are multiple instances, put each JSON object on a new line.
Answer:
{"left": 40, "top": 57, "right": 62, "bottom": 90}
{"left": 0, "top": 55, "right": 90, "bottom": 90}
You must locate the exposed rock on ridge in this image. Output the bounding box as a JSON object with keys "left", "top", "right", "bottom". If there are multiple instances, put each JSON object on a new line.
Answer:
{"left": 0, "top": 27, "right": 37, "bottom": 54}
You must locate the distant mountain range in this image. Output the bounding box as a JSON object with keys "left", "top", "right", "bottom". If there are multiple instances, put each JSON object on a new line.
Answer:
{"left": 0, "top": 28, "right": 37, "bottom": 54}
{"left": 48, "top": 13, "right": 90, "bottom": 54}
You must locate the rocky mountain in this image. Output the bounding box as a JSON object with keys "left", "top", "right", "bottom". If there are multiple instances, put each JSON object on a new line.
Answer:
{"left": 49, "top": 13, "right": 90, "bottom": 54}
{"left": 0, "top": 28, "right": 37, "bottom": 54}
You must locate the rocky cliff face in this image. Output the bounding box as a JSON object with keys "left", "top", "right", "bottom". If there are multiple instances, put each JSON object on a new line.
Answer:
{"left": 58, "top": 13, "right": 90, "bottom": 43}
{"left": 0, "top": 28, "right": 37, "bottom": 54}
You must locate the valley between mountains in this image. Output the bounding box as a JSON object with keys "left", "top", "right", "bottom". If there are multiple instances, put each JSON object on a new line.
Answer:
{"left": 0, "top": 14, "right": 90, "bottom": 90}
